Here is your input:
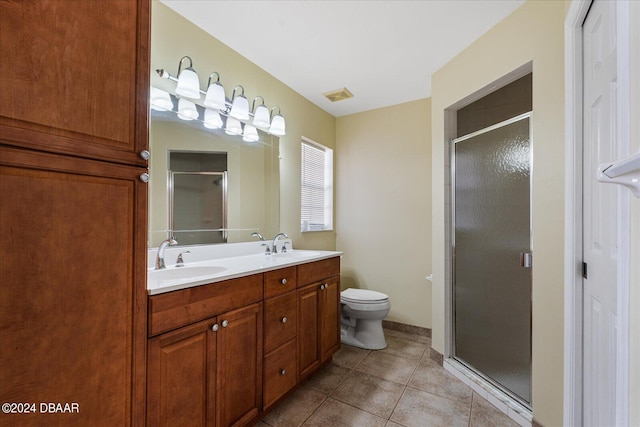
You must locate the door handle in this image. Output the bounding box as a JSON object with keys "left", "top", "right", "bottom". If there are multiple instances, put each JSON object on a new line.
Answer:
{"left": 520, "top": 252, "right": 533, "bottom": 268}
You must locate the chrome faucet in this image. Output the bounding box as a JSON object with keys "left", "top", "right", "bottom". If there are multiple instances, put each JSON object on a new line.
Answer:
{"left": 156, "top": 238, "right": 177, "bottom": 270}
{"left": 250, "top": 232, "right": 265, "bottom": 241}
{"left": 272, "top": 233, "right": 289, "bottom": 254}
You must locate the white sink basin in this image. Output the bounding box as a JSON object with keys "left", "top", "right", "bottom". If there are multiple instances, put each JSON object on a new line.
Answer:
{"left": 149, "top": 265, "right": 227, "bottom": 281}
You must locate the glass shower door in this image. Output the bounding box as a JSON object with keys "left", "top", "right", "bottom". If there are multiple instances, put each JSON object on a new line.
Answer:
{"left": 452, "top": 113, "right": 532, "bottom": 406}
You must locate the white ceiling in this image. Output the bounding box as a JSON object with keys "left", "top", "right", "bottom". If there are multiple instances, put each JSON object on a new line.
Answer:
{"left": 161, "top": 0, "right": 525, "bottom": 117}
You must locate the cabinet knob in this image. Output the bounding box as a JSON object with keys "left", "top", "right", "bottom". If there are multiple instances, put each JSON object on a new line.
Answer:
{"left": 320, "top": 284, "right": 326, "bottom": 290}
{"left": 280, "top": 369, "right": 286, "bottom": 375}
{"left": 211, "top": 324, "right": 219, "bottom": 332}
{"left": 221, "top": 320, "right": 229, "bottom": 328}
{"left": 281, "top": 317, "right": 287, "bottom": 324}
{"left": 281, "top": 278, "right": 287, "bottom": 285}
{"left": 139, "top": 150, "right": 150, "bottom": 160}
{"left": 139, "top": 173, "right": 150, "bottom": 183}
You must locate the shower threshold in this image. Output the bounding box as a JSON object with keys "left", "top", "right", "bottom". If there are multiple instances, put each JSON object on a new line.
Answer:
{"left": 444, "top": 358, "right": 533, "bottom": 427}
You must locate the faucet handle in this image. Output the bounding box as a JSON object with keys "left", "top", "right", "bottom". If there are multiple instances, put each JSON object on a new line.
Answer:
{"left": 281, "top": 241, "right": 291, "bottom": 253}
{"left": 261, "top": 243, "right": 272, "bottom": 255}
{"left": 176, "top": 251, "right": 191, "bottom": 267}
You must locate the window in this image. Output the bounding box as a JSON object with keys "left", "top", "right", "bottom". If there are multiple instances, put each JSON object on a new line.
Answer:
{"left": 301, "top": 138, "right": 333, "bottom": 232}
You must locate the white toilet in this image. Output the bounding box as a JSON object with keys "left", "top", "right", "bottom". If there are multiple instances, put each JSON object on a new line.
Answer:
{"left": 340, "top": 288, "right": 391, "bottom": 350}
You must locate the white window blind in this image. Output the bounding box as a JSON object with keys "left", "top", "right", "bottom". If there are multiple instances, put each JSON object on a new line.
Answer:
{"left": 301, "top": 139, "right": 333, "bottom": 232}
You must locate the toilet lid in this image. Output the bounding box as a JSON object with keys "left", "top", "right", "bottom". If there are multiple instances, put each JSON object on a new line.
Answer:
{"left": 341, "top": 288, "right": 389, "bottom": 303}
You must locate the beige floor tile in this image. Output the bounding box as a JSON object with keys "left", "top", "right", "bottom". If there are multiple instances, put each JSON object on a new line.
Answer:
{"left": 331, "top": 370, "right": 405, "bottom": 419}
{"left": 356, "top": 351, "right": 419, "bottom": 385}
{"left": 390, "top": 387, "right": 470, "bottom": 427}
{"left": 385, "top": 421, "right": 405, "bottom": 427}
{"left": 379, "top": 335, "right": 429, "bottom": 361}
{"left": 302, "top": 398, "right": 387, "bottom": 427}
{"left": 408, "top": 362, "right": 473, "bottom": 405}
{"left": 469, "top": 393, "right": 520, "bottom": 427}
{"left": 384, "top": 328, "right": 432, "bottom": 346}
{"left": 262, "top": 385, "right": 327, "bottom": 427}
{"left": 306, "top": 362, "right": 351, "bottom": 395}
{"left": 333, "top": 344, "right": 371, "bottom": 369}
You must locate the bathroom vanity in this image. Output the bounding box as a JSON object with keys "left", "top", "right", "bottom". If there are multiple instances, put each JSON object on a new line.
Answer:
{"left": 146, "top": 249, "right": 341, "bottom": 426}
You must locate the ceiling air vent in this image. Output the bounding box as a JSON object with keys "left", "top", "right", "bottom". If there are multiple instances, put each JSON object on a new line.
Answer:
{"left": 323, "top": 87, "right": 353, "bottom": 102}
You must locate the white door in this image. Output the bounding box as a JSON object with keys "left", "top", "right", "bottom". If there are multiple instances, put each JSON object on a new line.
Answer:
{"left": 582, "top": 0, "right": 629, "bottom": 425}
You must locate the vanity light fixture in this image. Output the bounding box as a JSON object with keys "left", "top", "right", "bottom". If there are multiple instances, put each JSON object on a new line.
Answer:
{"left": 177, "top": 97, "right": 198, "bottom": 121}
{"left": 150, "top": 87, "right": 173, "bottom": 111}
{"left": 203, "top": 108, "right": 223, "bottom": 129}
{"left": 229, "top": 85, "right": 249, "bottom": 120}
{"left": 155, "top": 56, "right": 287, "bottom": 137}
{"left": 251, "top": 96, "right": 271, "bottom": 128}
{"left": 175, "top": 56, "right": 201, "bottom": 99}
{"left": 203, "top": 72, "right": 226, "bottom": 109}
{"left": 224, "top": 116, "right": 243, "bottom": 135}
{"left": 269, "top": 106, "right": 286, "bottom": 136}
{"left": 242, "top": 124, "right": 259, "bottom": 142}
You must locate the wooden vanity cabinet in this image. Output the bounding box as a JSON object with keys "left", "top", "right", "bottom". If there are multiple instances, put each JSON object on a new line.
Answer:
{"left": 297, "top": 258, "right": 341, "bottom": 380}
{"left": 146, "top": 258, "right": 341, "bottom": 425}
{"left": 147, "top": 276, "right": 263, "bottom": 427}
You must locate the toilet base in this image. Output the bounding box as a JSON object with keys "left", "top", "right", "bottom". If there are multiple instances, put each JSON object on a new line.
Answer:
{"left": 340, "top": 319, "right": 387, "bottom": 350}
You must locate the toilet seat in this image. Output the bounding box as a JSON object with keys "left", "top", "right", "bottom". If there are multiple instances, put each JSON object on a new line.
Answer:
{"left": 341, "top": 288, "right": 389, "bottom": 303}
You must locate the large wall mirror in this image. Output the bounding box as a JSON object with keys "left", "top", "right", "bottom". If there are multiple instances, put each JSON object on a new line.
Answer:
{"left": 149, "top": 3, "right": 280, "bottom": 247}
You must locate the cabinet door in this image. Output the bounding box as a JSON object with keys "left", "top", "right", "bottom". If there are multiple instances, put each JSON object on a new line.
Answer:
{"left": 0, "top": 147, "right": 147, "bottom": 427}
{"left": 147, "top": 319, "right": 217, "bottom": 427}
{"left": 0, "top": 0, "right": 149, "bottom": 166}
{"left": 297, "top": 284, "right": 321, "bottom": 378}
{"left": 320, "top": 277, "right": 341, "bottom": 362}
{"left": 216, "top": 303, "right": 263, "bottom": 427}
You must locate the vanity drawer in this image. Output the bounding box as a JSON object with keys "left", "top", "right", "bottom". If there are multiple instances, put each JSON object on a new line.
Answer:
{"left": 148, "top": 273, "right": 263, "bottom": 336}
{"left": 264, "top": 291, "right": 297, "bottom": 353}
{"left": 263, "top": 339, "right": 297, "bottom": 409}
{"left": 297, "top": 257, "right": 340, "bottom": 287}
{"left": 264, "top": 266, "right": 296, "bottom": 298}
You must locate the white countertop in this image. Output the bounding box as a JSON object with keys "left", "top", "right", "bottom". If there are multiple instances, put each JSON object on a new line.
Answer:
{"left": 148, "top": 249, "right": 342, "bottom": 295}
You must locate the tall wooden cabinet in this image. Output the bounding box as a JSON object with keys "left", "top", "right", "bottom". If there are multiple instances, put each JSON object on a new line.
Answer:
{"left": 0, "top": 1, "right": 150, "bottom": 426}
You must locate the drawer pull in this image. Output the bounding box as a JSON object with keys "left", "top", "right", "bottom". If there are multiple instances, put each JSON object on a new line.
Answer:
{"left": 221, "top": 320, "right": 229, "bottom": 328}
{"left": 281, "top": 278, "right": 287, "bottom": 285}
{"left": 211, "top": 324, "right": 219, "bottom": 332}
{"left": 280, "top": 369, "right": 286, "bottom": 375}
{"left": 281, "top": 317, "right": 287, "bottom": 324}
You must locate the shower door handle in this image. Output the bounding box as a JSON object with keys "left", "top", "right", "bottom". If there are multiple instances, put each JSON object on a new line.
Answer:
{"left": 520, "top": 252, "right": 533, "bottom": 268}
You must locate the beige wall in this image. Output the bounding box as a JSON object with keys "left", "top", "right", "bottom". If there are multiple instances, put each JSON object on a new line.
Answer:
{"left": 430, "top": 1, "right": 566, "bottom": 426}
{"left": 336, "top": 99, "right": 432, "bottom": 328}
{"left": 152, "top": 2, "right": 336, "bottom": 250}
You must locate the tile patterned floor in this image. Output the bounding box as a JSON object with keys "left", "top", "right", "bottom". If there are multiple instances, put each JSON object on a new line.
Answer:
{"left": 257, "top": 328, "right": 519, "bottom": 427}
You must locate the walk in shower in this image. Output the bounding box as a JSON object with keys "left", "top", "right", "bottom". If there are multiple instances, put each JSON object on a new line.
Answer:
{"left": 452, "top": 112, "right": 532, "bottom": 407}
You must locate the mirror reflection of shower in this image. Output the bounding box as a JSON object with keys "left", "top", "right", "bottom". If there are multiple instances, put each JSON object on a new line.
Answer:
{"left": 169, "top": 151, "right": 228, "bottom": 245}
